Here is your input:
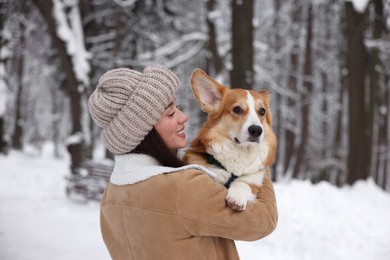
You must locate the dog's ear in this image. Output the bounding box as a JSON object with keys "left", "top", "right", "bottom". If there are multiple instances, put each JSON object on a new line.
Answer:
{"left": 258, "top": 89, "right": 272, "bottom": 125}
{"left": 191, "top": 69, "right": 225, "bottom": 113}
{"left": 258, "top": 89, "right": 270, "bottom": 104}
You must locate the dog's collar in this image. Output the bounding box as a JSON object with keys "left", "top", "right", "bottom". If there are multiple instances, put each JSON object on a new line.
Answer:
{"left": 204, "top": 153, "right": 227, "bottom": 171}
{"left": 204, "top": 153, "right": 238, "bottom": 189}
{"left": 224, "top": 174, "right": 238, "bottom": 189}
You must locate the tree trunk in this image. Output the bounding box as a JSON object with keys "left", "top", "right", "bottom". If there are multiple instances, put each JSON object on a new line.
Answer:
{"left": 369, "top": 0, "right": 386, "bottom": 188}
{"left": 11, "top": 21, "right": 26, "bottom": 150}
{"left": 205, "top": 0, "right": 223, "bottom": 77}
{"left": 79, "top": 0, "right": 100, "bottom": 161}
{"left": 230, "top": 0, "right": 253, "bottom": 89}
{"left": 0, "top": 0, "right": 8, "bottom": 154}
{"left": 345, "top": 2, "right": 369, "bottom": 184}
{"left": 285, "top": 0, "right": 302, "bottom": 177}
{"left": 375, "top": 77, "right": 389, "bottom": 190}
{"left": 333, "top": 74, "right": 346, "bottom": 186}
{"left": 331, "top": 1, "right": 347, "bottom": 187}
{"left": 270, "top": 0, "right": 282, "bottom": 181}
{"left": 292, "top": 2, "right": 313, "bottom": 179}
{"left": 0, "top": 117, "right": 6, "bottom": 154}
{"left": 33, "top": 0, "right": 84, "bottom": 172}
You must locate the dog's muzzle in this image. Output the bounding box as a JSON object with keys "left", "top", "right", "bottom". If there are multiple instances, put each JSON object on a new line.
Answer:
{"left": 234, "top": 125, "right": 263, "bottom": 144}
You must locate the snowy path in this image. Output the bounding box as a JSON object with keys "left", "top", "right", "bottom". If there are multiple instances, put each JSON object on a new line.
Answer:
{"left": 0, "top": 151, "right": 109, "bottom": 260}
{"left": 1, "top": 150, "right": 390, "bottom": 260}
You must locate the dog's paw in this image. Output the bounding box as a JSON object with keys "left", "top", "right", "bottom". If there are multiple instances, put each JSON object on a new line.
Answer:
{"left": 225, "top": 187, "right": 248, "bottom": 211}
{"left": 225, "top": 195, "right": 246, "bottom": 211}
{"left": 225, "top": 182, "right": 256, "bottom": 211}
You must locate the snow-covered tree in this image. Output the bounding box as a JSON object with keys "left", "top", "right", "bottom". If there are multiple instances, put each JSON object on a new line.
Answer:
{"left": 33, "top": 0, "right": 91, "bottom": 172}
{"left": 0, "top": 0, "right": 8, "bottom": 154}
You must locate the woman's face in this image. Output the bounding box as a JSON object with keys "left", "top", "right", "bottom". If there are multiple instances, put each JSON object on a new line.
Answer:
{"left": 155, "top": 102, "right": 188, "bottom": 153}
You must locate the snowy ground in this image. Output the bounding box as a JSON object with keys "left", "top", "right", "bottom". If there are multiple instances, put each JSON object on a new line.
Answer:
{"left": 1, "top": 147, "right": 390, "bottom": 260}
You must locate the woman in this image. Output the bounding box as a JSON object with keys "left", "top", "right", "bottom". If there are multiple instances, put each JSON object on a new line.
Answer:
{"left": 89, "top": 65, "right": 278, "bottom": 259}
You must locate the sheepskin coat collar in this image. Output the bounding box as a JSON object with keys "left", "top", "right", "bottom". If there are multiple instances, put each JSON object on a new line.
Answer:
{"left": 110, "top": 153, "right": 216, "bottom": 185}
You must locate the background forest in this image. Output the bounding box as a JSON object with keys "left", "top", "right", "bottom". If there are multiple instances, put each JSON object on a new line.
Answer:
{"left": 0, "top": 0, "right": 389, "bottom": 191}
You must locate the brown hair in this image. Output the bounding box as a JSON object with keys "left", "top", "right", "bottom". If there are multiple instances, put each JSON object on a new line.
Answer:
{"left": 131, "top": 128, "right": 185, "bottom": 168}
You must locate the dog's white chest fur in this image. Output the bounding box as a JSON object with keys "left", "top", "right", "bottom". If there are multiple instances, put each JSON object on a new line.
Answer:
{"left": 209, "top": 141, "right": 269, "bottom": 176}
{"left": 207, "top": 141, "right": 268, "bottom": 210}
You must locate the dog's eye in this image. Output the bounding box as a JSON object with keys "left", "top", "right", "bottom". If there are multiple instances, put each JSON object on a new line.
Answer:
{"left": 233, "top": 106, "right": 243, "bottom": 115}
{"left": 259, "top": 108, "right": 266, "bottom": 116}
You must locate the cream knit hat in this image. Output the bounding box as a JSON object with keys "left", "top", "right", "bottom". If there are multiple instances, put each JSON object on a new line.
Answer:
{"left": 88, "top": 65, "right": 179, "bottom": 154}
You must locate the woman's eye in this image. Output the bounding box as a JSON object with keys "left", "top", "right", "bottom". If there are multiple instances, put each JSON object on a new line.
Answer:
{"left": 233, "top": 106, "right": 243, "bottom": 115}
{"left": 259, "top": 108, "right": 266, "bottom": 116}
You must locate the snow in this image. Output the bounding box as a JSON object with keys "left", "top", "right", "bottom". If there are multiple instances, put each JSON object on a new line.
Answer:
{"left": 1, "top": 146, "right": 390, "bottom": 260}
{"left": 237, "top": 180, "right": 390, "bottom": 260}
{"left": 113, "top": 0, "right": 138, "bottom": 7}
{"left": 65, "top": 132, "right": 84, "bottom": 145}
{"left": 135, "top": 32, "right": 207, "bottom": 69}
{"left": 53, "top": 0, "right": 91, "bottom": 87}
{"left": 346, "top": 0, "right": 370, "bottom": 13}
{"left": 0, "top": 148, "right": 108, "bottom": 260}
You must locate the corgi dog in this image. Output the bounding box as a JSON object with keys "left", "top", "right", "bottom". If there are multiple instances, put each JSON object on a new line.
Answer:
{"left": 183, "top": 69, "right": 277, "bottom": 211}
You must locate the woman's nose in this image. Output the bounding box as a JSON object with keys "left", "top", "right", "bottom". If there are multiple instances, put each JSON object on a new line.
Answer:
{"left": 178, "top": 110, "right": 188, "bottom": 124}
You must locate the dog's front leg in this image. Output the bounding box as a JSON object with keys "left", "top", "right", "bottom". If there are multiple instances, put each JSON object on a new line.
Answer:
{"left": 225, "top": 181, "right": 256, "bottom": 211}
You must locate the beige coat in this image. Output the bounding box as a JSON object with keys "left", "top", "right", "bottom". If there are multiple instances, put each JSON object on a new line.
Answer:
{"left": 100, "top": 169, "right": 278, "bottom": 260}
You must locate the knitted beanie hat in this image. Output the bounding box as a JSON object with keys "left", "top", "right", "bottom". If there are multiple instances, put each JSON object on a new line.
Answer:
{"left": 88, "top": 65, "right": 179, "bottom": 154}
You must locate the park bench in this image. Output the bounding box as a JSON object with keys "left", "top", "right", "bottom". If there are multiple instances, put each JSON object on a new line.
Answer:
{"left": 66, "top": 159, "right": 114, "bottom": 201}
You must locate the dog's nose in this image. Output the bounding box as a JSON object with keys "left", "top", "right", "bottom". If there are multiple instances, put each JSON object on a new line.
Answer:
{"left": 248, "top": 125, "right": 263, "bottom": 138}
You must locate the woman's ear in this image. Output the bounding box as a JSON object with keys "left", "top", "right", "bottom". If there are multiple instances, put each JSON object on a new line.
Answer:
{"left": 191, "top": 69, "right": 226, "bottom": 114}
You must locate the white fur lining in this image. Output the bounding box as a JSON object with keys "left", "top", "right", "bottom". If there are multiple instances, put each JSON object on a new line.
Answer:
{"left": 110, "top": 153, "right": 217, "bottom": 185}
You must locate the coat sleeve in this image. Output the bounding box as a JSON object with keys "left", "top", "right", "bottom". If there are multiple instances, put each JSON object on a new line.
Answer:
{"left": 175, "top": 169, "right": 278, "bottom": 241}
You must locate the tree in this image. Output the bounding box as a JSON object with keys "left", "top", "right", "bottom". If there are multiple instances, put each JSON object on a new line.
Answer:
{"left": 32, "top": 0, "right": 90, "bottom": 172}
{"left": 205, "top": 0, "right": 223, "bottom": 77}
{"left": 0, "top": 0, "right": 8, "bottom": 154}
{"left": 285, "top": 0, "right": 302, "bottom": 178}
{"left": 345, "top": 2, "right": 370, "bottom": 184}
{"left": 369, "top": 0, "right": 388, "bottom": 189}
{"left": 267, "top": 0, "right": 283, "bottom": 181}
{"left": 10, "top": 6, "right": 26, "bottom": 150}
{"left": 292, "top": 2, "right": 313, "bottom": 179}
{"left": 230, "top": 0, "right": 253, "bottom": 89}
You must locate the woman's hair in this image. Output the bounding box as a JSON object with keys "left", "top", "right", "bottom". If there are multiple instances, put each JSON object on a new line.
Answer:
{"left": 131, "top": 128, "right": 185, "bottom": 168}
